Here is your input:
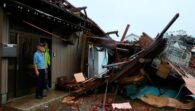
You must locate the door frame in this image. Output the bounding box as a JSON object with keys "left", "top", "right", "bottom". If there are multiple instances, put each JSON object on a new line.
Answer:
{"left": 7, "top": 30, "right": 52, "bottom": 100}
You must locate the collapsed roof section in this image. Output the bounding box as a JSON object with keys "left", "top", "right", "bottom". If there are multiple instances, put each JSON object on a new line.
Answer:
{"left": 56, "top": 13, "right": 180, "bottom": 95}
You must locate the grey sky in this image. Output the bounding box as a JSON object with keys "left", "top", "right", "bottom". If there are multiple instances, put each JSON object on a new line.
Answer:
{"left": 71, "top": 0, "right": 195, "bottom": 40}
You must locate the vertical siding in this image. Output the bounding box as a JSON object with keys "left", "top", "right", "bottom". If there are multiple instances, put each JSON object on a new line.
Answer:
{"left": 0, "top": 8, "right": 9, "bottom": 95}
{"left": 52, "top": 34, "right": 82, "bottom": 83}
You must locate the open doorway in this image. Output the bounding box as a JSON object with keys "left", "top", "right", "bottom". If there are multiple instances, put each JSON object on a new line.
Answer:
{"left": 8, "top": 32, "right": 52, "bottom": 100}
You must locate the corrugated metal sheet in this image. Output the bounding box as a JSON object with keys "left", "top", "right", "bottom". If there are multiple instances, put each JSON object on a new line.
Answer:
{"left": 183, "top": 75, "right": 195, "bottom": 94}
{"left": 52, "top": 34, "right": 82, "bottom": 83}
{"left": 169, "top": 62, "right": 195, "bottom": 95}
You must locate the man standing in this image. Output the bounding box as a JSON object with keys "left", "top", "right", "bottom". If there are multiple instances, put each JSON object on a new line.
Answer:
{"left": 34, "top": 43, "right": 46, "bottom": 99}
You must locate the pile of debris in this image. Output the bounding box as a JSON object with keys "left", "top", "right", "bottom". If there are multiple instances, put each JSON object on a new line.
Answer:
{"left": 61, "top": 93, "right": 132, "bottom": 111}
{"left": 57, "top": 13, "right": 195, "bottom": 110}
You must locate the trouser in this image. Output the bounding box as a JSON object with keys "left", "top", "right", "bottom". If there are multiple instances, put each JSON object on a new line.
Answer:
{"left": 45, "top": 67, "right": 51, "bottom": 88}
{"left": 36, "top": 69, "right": 45, "bottom": 97}
{"left": 45, "top": 69, "right": 49, "bottom": 89}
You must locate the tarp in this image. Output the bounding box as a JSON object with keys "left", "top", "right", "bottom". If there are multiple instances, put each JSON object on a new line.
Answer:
{"left": 125, "top": 85, "right": 178, "bottom": 99}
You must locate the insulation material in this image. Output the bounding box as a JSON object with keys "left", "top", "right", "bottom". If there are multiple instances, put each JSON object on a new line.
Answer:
{"left": 140, "top": 94, "right": 195, "bottom": 110}
{"left": 156, "top": 60, "right": 171, "bottom": 79}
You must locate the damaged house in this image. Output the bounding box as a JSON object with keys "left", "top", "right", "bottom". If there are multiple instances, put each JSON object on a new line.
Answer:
{"left": 57, "top": 12, "right": 195, "bottom": 110}
{"left": 0, "top": 0, "right": 195, "bottom": 110}
{"left": 0, "top": 0, "right": 106, "bottom": 104}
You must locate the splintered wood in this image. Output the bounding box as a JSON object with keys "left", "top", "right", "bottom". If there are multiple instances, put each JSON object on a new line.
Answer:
{"left": 57, "top": 13, "right": 180, "bottom": 97}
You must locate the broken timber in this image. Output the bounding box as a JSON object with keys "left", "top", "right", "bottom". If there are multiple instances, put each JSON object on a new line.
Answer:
{"left": 70, "top": 13, "right": 179, "bottom": 95}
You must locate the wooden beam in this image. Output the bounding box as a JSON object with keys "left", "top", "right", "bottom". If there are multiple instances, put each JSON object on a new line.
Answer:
{"left": 80, "top": 33, "right": 87, "bottom": 72}
{"left": 121, "top": 24, "right": 130, "bottom": 42}
{"left": 23, "top": 20, "right": 71, "bottom": 43}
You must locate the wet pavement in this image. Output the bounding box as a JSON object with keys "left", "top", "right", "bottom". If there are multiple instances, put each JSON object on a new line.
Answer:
{"left": 3, "top": 90, "right": 68, "bottom": 111}
{"left": 54, "top": 93, "right": 191, "bottom": 111}
{"left": 0, "top": 91, "right": 193, "bottom": 111}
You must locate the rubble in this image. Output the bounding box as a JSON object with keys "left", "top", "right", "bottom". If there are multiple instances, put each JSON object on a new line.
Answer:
{"left": 67, "top": 13, "right": 178, "bottom": 94}
{"left": 1, "top": 0, "right": 194, "bottom": 110}
{"left": 57, "top": 13, "right": 195, "bottom": 110}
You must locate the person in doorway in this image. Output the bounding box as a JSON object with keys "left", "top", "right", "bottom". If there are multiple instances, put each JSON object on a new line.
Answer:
{"left": 33, "top": 43, "right": 46, "bottom": 99}
{"left": 43, "top": 42, "right": 51, "bottom": 90}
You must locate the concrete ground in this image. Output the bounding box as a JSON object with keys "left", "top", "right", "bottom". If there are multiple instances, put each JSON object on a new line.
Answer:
{"left": 0, "top": 91, "right": 192, "bottom": 111}
{"left": 1, "top": 90, "right": 68, "bottom": 111}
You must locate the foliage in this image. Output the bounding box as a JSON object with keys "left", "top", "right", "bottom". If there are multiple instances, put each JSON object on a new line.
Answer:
{"left": 168, "top": 30, "right": 195, "bottom": 45}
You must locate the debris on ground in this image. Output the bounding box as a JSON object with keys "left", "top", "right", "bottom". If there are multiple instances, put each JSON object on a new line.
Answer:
{"left": 56, "top": 13, "right": 195, "bottom": 110}
{"left": 111, "top": 102, "right": 132, "bottom": 110}
{"left": 139, "top": 94, "right": 195, "bottom": 110}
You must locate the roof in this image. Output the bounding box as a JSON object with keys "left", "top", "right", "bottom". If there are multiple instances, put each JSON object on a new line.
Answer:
{"left": 0, "top": 0, "right": 105, "bottom": 36}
